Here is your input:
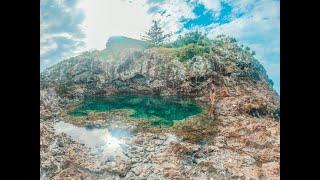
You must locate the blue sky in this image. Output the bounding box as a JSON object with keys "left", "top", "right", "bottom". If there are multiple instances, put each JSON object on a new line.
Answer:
{"left": 40, "top": 0, "right": 280, "bottom": 93}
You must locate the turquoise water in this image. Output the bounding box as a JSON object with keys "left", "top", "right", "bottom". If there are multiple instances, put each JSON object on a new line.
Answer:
{"left": 68, "top": 95, "right": 202, "bottom": 126}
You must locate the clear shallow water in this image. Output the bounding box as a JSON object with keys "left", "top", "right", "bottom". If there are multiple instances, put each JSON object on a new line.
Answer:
{"left": 68, "top": 95, "right": 202, "bottom": 126}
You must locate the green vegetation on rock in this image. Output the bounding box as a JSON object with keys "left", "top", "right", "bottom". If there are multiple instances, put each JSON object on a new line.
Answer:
{"left": 174, "top": 43, "right": 211, "bottom": 62}
{"left": 166, "top": 31, "right": 211, "bottom": 48}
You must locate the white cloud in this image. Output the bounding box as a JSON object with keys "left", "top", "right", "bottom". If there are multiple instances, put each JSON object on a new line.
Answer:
{"left": 78, "top": 0, "right": 154, "bottom": 50}
{"left": 225, "top": 0, "right": 255, "bottom": 14}
{"left": 205, "top": 0, "right": 280, "bottom": 92}
{"left": 155, "top": 0, "right": 196, "bottom": 33}
{"left": 40, "top": 38, "right": 57, "bottom": 56}
{"left": 40, "top": 0, "right": 85, "bottom": 70}
{"left": 77, "top": 0, "right": 197, "bottom": 50}
{"left": 198, "top": 0, "right": 221, "bottom": 13}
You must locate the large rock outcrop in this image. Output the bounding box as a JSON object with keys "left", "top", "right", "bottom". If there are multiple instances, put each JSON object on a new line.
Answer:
{"left": 40, "top": 36, "right": 280, "bottom": 179}
{"left": 41, "top": 36, "right": 279, "bottom": 118}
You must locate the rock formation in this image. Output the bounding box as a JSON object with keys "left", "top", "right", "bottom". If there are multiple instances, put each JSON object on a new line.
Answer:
{"left": 40, "top": 36, "right": 280, "bottom": 179}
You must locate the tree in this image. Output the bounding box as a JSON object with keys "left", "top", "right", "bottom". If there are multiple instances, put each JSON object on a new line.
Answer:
{"left": 142, "top": 20, "right": 170, "bottom": 46}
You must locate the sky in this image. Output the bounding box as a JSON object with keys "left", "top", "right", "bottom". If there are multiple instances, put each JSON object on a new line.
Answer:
{"left": 40, "top": 0, "right": 280, "bottom": 93}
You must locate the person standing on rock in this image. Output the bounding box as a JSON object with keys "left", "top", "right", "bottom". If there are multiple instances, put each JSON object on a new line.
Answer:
{"left": 209, "top": 82, "right": 216, "bottom": 104}
{"left": 208, "top": 82, "right": 216, "bottom": 118}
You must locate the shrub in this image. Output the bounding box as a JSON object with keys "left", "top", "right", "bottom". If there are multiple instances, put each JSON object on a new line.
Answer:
{"left": 175, "top": 44, "right": 210, "bottom": 62}
{"left": 166, "top": 31, "right": 211, "bottom": 48}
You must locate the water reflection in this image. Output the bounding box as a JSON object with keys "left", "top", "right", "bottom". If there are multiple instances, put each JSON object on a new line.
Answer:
{"left": 54, "top": 121, "right": 131, "bottom": 158}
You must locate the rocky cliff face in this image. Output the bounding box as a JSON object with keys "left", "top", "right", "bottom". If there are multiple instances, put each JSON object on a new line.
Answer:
{"left": 41, "top": 36, "right": 279, "bottom": 118}
{"left": 40, "top": 36, "right": 280, "bottom": 179}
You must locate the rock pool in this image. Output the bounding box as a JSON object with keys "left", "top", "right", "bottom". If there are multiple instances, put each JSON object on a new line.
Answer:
{"left": 68, "top": 95, "right": 202, "bottom": 126}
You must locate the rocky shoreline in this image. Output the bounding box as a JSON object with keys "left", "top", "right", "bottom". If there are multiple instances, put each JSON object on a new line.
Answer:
{"left": 40, "top": 36, "right": 279, "bottom": 179}
{"left": 40, "top": 84, "right": 279, "bottom": 179}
